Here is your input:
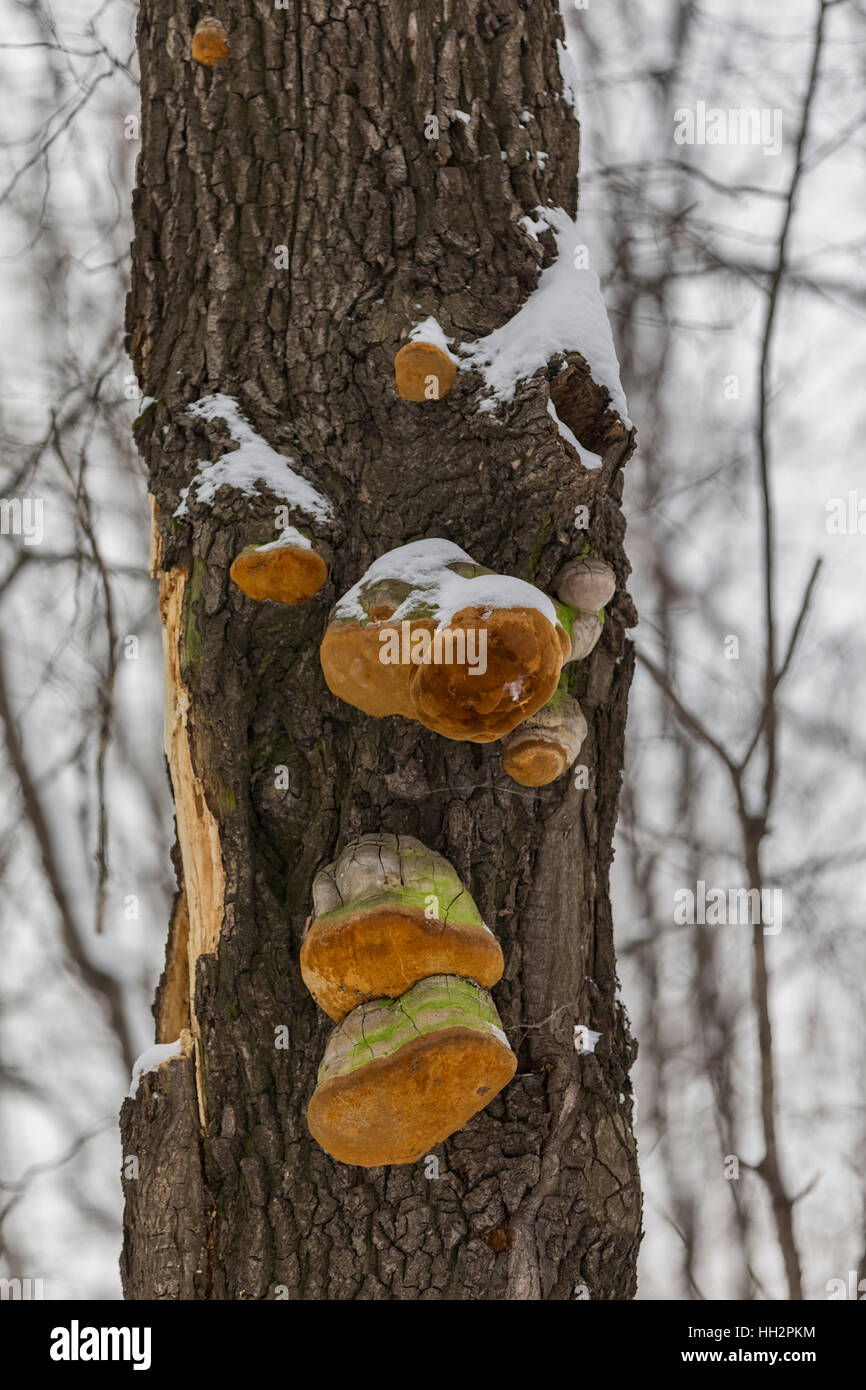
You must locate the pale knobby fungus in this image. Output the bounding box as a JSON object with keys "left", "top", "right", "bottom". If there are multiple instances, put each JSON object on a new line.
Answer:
{"left": 319, "top": 539, "right": 571, "bottom": 742}
{"left": 229, "top": 527, "right": 327, "bottom": 606}
{"left": 192, "top": 16, "right": 230, "bottom": 66}
{"left": 300, "top": 833, "right": 503, "bottom": 1020}
{"left": 393, "top": 317, "right": 458, "bottom": 402}
{"left": 306, "top": 974, "right": 516, "bottom": 1166}
{"left": 556, "top": 556, "right": 616, "bottom": 612}
{"left": 555, "top": 556, "right": 616, "bottom": 662}
{"left": 497, "top": 559, "right": 616, "bottom": 786}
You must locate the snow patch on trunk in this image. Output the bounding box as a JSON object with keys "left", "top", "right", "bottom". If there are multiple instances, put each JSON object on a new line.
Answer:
{"left": 128, "top": 1039, "right": 184, "bottom": 1098}
{"left": 547, "top": 398, "right": 604, "bottom": 470}
{"left": 556, "top": 39, "right": 580, "bottom": 118}
{"left": 176, "top": 394, "right": 333, "bottom": 522}
{"left": 408, "top": 316, "right": 458, "bottom": 363}
{"left": 254, "top": 526, "right": 312, "bottom": 553}
{"left": 574, "top": 1024, "right": 601, "bottom": 1054}
{"left": 460, "top": 206, "right": 630, "bottom": 425}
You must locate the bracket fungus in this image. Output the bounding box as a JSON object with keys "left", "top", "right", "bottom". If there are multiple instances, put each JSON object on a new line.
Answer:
{"left": 394, "top": 341, "right": 458, "bottom": 401}
{"left": 320, "top": 539, "right": 570, "bottom": 742}
{"left": 300, "top": 833, "right": 504, "bottom": 1020}
{"left": 554, "top": 557, "right": 616, "bottom": 662}
{"left": 192, "top": 16, "right": 230, "bottom": 65}
{"left": 306, "top": 975, "right": 516, "bottom": 1166}
{"left": 555, "top": 557, "right": 616, "bottom": 613}
{"left": 500, "top": 688, "right": 588, "bottom": 786}
{"left": 229, "top": 528, "right": 327, "bottom": 605}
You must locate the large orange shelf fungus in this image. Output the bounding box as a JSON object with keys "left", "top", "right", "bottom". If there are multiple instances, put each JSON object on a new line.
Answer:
{"left": 500, "top": 688, "right": 588, "bottom": 787}
{"left": 306, "top": 975, "right": 516, "bottom": 1167}
{"left": 319, "top": 539, "right": 570, "bottom": 742}
{"left": 300, "top": 833, "right": 504, "bottom": 1021}
{"left": 229, "top": 528, "right": 327, "bottom": 606}
{"left": 192, "top": 16, "right": 230, "bottom": 66}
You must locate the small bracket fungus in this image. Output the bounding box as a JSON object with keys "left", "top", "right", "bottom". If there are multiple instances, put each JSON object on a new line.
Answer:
{"left": 555, "top": 557, "right": 616, "bottom": 614}
{"left": 501, "top": 689, "right": 588, "bottom": 787}
{"left": 320, "top": 539, "right": 570, "bottom": 742}
{"left": 192, "top": 16, "right": 230, "bottom": 66}
{"left": 554, "top": 557, "right": 616, "bottom": 662}
{"left": 229, "top": 528, "right": 327, "bottom": 605}
{"left": 565, "top": 607, "right": 603, "bottom": 662}
{"left": 394, "top": 342, "right": 457, "bottom": 402}
{"left": 307, "top": 975, "right": 516, "bottom": 1166}
{"left": 301, "top": 833, "right": 504, "bottom": 1020}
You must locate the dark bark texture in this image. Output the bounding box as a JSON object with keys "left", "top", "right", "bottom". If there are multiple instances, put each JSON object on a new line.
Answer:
{"left": 121, "top": 0, "right": 641, "bottom": 1300}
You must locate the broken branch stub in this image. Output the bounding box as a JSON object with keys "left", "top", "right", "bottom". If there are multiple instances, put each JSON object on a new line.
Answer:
{"left": 300, "top": 833, "right": 504, "bottom": 1020}
{"left": 306, "top": 975, "right": 516, "bottom": 1166}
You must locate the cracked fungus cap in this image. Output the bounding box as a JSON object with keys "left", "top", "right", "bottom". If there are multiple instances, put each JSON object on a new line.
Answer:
{"left": 307, "top": 975, "right": 515, "bottom": 1166}
{"left": 556, "top": 557, "right": 616, "bottom": 613}
{"left": 301, "top": 835, "right": 503, "bottom": 1020}
{"left": 393, "top": 342, "right": 458, "bottom": 402}
{"left": 192, "top": 17, "right": 230, "bottom": 66}
{"left": 229, "top": 542, "right": 327, "bottom": 605}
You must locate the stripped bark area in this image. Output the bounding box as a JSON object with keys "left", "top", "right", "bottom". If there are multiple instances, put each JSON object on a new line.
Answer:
{"left": 121, "top": 0, "right": 641, "bottom": 1300}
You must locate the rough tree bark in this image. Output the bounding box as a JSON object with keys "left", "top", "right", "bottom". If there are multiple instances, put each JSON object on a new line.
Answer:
{"left": 120, "top": 0, "right": 641, "bottom": 1301}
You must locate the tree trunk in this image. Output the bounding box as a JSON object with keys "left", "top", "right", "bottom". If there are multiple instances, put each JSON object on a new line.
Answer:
{"left": 121, "top": 0, "right": 641, "bottom": 1301}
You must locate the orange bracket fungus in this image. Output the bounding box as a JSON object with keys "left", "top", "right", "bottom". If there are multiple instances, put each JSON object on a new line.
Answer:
{"left": 307, "top": 975, "right": 516, "bottom": 1167}
{"left": 300, "top": 833, "right": 504, "bottom": 1020}
{"left": 320, "top": 539, "right": 571, "bottom": 742}
{"left": 229, "top": 527, "right": 327, "bottom": 606}
{"left": 500, "top": 688, "right": 588, "bottom": 787}
{"left": 394, "top": 319, "right": 458, "bottom": 401}
{"left": 192, "top": 16, "right": 230, "bottom": 66}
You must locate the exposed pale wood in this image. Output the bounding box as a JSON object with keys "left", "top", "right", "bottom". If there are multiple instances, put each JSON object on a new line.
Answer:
{"left": 158, "top": 565, "right": 226, "bottom": 1126}
{"left": 148, "top": 492, "right": 163, "bottom": 579}
{"left": 155, "top": 887, "right": 191, "bottom": 1044}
